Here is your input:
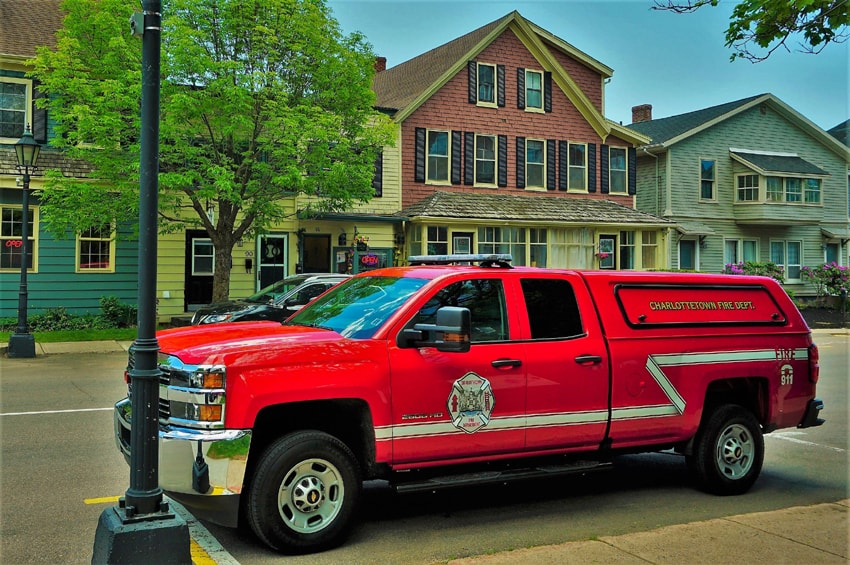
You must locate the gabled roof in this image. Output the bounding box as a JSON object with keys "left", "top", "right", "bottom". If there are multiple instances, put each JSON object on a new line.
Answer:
{"left": 0, "top": 0, "right": 64, "bottom": 60}
{"left": 372, "top": 11, "right": 648, "bottom": 145}
{"left": 398, "top": 191, "right": 673, "bottom": 226}
{"left": 628, "top": 93, "right": 849, "bottom": 160}
{"left": 827, "top": 120, "right": 849, "bottom": 147}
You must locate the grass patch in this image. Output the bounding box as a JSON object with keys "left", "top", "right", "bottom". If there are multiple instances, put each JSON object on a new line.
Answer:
{"left": 0, "top": 327, "right": 139, "bottom": 343}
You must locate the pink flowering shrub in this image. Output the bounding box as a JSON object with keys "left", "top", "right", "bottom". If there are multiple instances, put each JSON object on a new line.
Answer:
{"left": 801, "top": 262, "right": 849, "bottom": 298}
{"left": 723, "top": 261, "right": 785, "bottom": 283}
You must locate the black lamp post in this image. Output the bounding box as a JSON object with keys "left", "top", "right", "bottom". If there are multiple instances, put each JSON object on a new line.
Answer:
{"left": 8, "top": 126, "right": 41, "bottom": 358}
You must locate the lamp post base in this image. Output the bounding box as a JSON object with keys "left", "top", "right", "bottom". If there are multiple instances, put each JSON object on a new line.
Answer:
{"left": 7, "top": 333, "right": 35, "bottom": 358}
{"left": 92, "top": 505, "right": 191, "bottom": 565}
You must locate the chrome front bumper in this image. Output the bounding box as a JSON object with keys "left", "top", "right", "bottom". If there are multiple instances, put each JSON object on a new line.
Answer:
{"left": 113, "top": 398, "right": 252, "bottom": 527}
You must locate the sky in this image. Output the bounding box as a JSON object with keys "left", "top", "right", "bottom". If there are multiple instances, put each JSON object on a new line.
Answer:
{"left": 326, "top": 0, "right": 849, "bottom": 132}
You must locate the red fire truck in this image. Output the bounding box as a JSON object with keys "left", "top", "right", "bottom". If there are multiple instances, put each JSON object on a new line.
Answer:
{"left": 114, "top": 254, "right": 824, "bottom": 554}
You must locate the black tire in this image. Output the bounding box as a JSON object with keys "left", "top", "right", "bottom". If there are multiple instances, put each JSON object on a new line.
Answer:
{"left": 246, "top": 431, "right": 362, "bottom": 554}
{"left": 687, "top": 404, "right": 764, "bottom": 495}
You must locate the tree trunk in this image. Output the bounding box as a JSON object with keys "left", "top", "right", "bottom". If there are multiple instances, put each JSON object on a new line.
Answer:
{"left": 212, "top": 242, "right": 235, "bottom": 303}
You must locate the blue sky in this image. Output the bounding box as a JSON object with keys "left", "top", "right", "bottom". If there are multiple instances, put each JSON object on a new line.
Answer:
{"left": 327, "top": 0, "right": 848, "bottom": 131}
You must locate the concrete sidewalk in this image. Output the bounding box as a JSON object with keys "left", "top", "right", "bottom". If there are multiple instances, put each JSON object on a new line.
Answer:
{"left": 447, "top": 500, "right": 849, "bottom": 565}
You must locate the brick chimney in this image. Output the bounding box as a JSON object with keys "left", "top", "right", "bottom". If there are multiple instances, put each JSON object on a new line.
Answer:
{"left": 374, "top": 56, "right": 387, "bottom": 73}
{"left": 631, "top": 104, "right": 653, "bottom": 123}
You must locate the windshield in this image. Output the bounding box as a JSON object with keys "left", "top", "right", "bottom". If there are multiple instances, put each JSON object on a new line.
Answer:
{"left": 285, "top": 276, "right": 428, "bottom": 339}
{"left": 246, "top": 278, "right": 306, "bottom": 303}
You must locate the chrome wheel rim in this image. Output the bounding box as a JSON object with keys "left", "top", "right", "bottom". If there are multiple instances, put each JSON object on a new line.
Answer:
{"left": 715, "top": 423, "right": 754, "bottom": 480}
{"left": 277, "top": 458, "right": 344, "bottom": 534}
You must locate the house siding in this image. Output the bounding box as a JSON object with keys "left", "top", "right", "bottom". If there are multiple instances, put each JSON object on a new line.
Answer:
{"left": 400, "top": 29, "right": 632, "bottom": 209}
{"left": 636, "top": 101, "right": 848, "bottom": 288}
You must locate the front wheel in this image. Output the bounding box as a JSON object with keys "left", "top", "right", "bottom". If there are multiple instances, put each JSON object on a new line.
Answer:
{"left": 687, "top": 404, "right": 764, "bottom": 495}
{"left": 246, "top": 431, "right": 362, "bottom": 554}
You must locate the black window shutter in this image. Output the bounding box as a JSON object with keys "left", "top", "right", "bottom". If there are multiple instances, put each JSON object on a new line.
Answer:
{"left": 588, "top": 143, "right": 597, "bottom": 193}
{"left": 544, "top": 72, "right": 552, "bottom": 113}
{"left": 516, "top": 137, "right": 526, "bottom": 188}
{"left": 497, "top": 65, "right": 505, "bottom": 107}
{"left": 464, "top": 132, "right": 474, "bottom": 185}
{"left": 372, "top": 152, "right": 383, "bottom": 197}
{"left": 546, "top": 139, "right": 556, "bottom": 191}
{"left": 32, "top": 80, "right": 48, "bottom": 144}
{"left": 414, "top": 128, "right": 426, "bottom": 182}
{"left": 516, "top": 68, "right": 526, "bottom": 109}
{"left": 558, "top": 141, "right": 567, "bottom": 191}
{"left": 628, "top": 147, "right": 637, "bottom": 195}
{"left": 498, "top": 134, "right": 507, "bottom": 187}
{"left": 599, "top": 144, "right": 609, "bottom": 194}
{"left": 451, "top": 131, "right": 462, "bottom": 184}
{"left": 468, "top": 61, "right": 477, "bottom": 104}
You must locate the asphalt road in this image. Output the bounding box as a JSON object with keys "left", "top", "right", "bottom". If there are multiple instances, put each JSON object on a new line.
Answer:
{"left": 0, "top": 331, "right": 846, "bottom": 564}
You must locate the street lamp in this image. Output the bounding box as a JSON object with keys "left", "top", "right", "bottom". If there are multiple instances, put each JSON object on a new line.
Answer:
{"left": 8, "top": 126, "right": 41, "bottom": 358}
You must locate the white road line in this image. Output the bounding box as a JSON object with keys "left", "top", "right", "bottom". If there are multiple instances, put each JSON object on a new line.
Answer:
{"left": 0, "top": 407, "right": 113, "bottom": 417}
{"left": 766, "top": 431, "right": 846, "bottom": 453}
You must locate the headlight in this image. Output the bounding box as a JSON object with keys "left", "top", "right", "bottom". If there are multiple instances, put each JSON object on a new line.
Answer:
{"left": 200, "top": 313, "right": 233, "bottom": 324}
{"left": 158, "top": 357, "right": 227, "bottom": 429}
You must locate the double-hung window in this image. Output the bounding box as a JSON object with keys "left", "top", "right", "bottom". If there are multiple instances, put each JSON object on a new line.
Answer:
{"left": 0, "top": 79, "right": 29, "bottom": 141}
{"left": 526, "top": 139, "right": 545, "bottom": 189}
{"left": 426, "top": 226, "right": 448, "bottom": 255}
{"left": 525, "top": 70, "right": 543, "bottom": 111}
{"left": 475, "top": 134, "right": 496, "bottom": 185}
{"left": 477, "top": 63, "right": 496, "bottom": 105}
{"left": 427, "top": 130, "right": 449, "bottom": 183}
{"left": 610, "top": 148, "right": 627, "bottom": 194}
{"left": 192, "top": 238, "right": 215, "bottom": 276}
{"left": 770, "top": 240, "right": 801, "bottom": 281}
{"left": 736, "top": 174, "right": 759, "bottom": 201}
{"left": 78, "top": 224, "right": 114, "bottom": 271}
{"left": 700, "top": 159, "right": 715, "bottom": 200}
{"left": 1, "top": 205, "right": 36, "bottom": 271}
{"left": 785, "top": 178, "right": 802, "bottom": 202}
{"left": 568, "top": 142, "right": 587, "bottom": 191}
{"left": 804, "top": 179, "right": 821, "bottom": 203}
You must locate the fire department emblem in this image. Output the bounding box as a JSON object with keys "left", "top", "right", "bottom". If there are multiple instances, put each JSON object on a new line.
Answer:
{"left": 447, "top": 372, "right": 495, "bottom": 433}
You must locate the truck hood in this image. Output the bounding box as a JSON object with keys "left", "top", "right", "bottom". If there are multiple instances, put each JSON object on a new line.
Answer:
{"left": 156, "top": 321, "right": 337, "bottom": 365}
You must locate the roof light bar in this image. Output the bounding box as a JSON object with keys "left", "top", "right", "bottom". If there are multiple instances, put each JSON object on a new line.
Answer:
{"left": 407, "top": 254, "right": 513, "bottom": 268}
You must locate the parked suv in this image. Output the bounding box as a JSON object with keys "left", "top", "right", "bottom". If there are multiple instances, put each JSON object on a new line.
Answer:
{"left": 190, "top": 273, "right": 350, "bottom": 325}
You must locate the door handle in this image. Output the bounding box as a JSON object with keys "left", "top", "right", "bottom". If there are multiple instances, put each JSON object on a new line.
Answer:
{"left": 491, "top": 359, "right": 522, "bottom": 368}
{"left": 574, "top": 354, "right": 603, "bottom": 365}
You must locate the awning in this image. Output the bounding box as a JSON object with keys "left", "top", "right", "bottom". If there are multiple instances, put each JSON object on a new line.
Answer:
{"left": 675, "top": 221, "right": 715, "bottom": 236}
{"left": 821, "top": 227, "right": 850, "bottom": 241}
{"left": 730, "top": 150, "right": 829, "bottom": 177}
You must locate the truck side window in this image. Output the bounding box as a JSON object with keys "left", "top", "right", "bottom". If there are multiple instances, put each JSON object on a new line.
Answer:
{"left": 416, "top": 279, "right": 508, "bottom": 343}
{"left": 520, "top": 278, "right": 583, "bottom": 339}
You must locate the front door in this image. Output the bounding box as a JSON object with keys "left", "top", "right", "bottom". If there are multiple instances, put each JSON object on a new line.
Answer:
{"left": 598, "top": 235, "right": 616, "bottom": 269}
{"left": 258, "top": 234, "right": 287, "bottom": 290}
{"left": 452, "top": 232, "right": 474, "bottom": 254}
{"left": 302, "top": 234, "right": 331, "bottom": 273}
{"left": 184, "top": 230, "right": 214, "bottom": 311}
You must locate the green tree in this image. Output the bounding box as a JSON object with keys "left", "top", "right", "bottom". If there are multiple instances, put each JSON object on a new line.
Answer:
{"left": 31, "top": 0, "right": 394, "bottom": 301}
{"left": 653, "top": 0, "right": 849, "bottom": 61}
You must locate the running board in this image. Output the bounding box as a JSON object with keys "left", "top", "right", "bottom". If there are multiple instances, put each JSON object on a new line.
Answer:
{"left": 392, "top": 460, "right": 612, "bottom": 494}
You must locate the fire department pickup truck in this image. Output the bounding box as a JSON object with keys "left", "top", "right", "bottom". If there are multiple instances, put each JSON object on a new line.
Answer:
{"left": 114, "top": 254, "right": 824, "bottom": 554}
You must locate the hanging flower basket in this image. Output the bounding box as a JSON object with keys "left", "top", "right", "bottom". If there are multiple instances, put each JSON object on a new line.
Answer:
{"left": 354, "top": 234, "right": 369, "bottom": 251}
{"left": 595, "top": 252, "right": 610, "bottom": 260}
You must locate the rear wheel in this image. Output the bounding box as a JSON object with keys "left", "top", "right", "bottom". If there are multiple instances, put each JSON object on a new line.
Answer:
{"left": 687, "top": 404, "right": 764, "bottom": 495}
{"left": 246, "top": 431, "right": 361, "bottom": 553}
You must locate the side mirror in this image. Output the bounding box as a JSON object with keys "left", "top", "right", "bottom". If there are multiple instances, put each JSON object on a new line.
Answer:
{"left": 400, "top": 306, "right": 471, "bottom": 352}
